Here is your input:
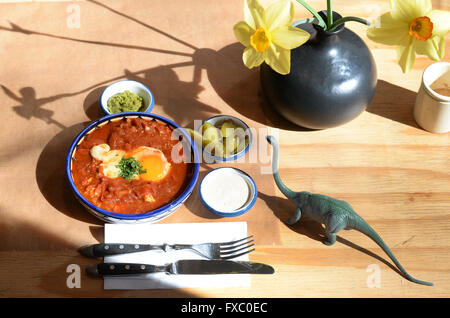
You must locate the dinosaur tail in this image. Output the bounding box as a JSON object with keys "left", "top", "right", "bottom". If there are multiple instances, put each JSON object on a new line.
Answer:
{"left": 266, "top": 136, "right": 296, "bottom": 200}
{"left": 349, "top": 214, "right": 433, "bottom": 286}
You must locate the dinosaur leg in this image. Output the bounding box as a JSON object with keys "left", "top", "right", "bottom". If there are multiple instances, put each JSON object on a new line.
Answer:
{"left": 323, "top": 233, "right": 337, "bottom": 246}
{"left": 323, "top": 214, "right": 345, "bottom": 246}
{"left": 287, "top": 208, "right": 302, "bottom": 225}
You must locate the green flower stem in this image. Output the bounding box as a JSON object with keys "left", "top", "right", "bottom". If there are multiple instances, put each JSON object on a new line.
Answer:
{"left": 328, "top": 16, "right": 371, "bottom": 31}
{"left": 327, "top": 0, "right": 333, "bottom": 28}
{"left": 293, "top": 17, "right": 317, "bottom": 26}
{"left": 295, "top": 0, "right": 327, "bottom": 30}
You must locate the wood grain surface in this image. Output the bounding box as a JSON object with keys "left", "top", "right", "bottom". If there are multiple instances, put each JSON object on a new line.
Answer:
{"left": 0, "top": 0, "right": 448, "bottom": 298}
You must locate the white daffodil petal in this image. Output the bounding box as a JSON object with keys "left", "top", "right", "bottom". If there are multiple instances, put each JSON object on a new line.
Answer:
{"left": 366, "top": 12, "right": 410, "bottom": 45}
{"left": 264, "top": 43, "right": 290, "bottom": 75}
{"left": 396, "top": 37, "right": 416, "bottom": 73}
{"left": 414, "top": 35, "right": 445, "bottom": 60}
{"left": 233, "top": 21, "right": 254, "bottom": 47}
{"left": 244, "top": 0, "right": 266, "bottom": 30}
{"left": 428, "top": 10, "right": 450, "bottom": 36}
{"left": 389, "top": 0, "right": 432, "bottom": 23}
{"left": 271, "top": 25, "right": 310, "bottom": 50}
{"left": 265, "top": 0, "right": 294, "bottom": 31}
{"left": 243, "top": 46, "right": 265, "bottom": 69}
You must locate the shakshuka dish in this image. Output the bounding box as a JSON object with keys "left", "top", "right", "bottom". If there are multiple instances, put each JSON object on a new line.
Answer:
{"left": 71, "top": 117, "right": 193, "bottom": 214}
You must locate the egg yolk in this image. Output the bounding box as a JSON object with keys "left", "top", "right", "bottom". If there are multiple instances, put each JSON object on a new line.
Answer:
{"left": 139, "top": 154, "right": 167, "bottom": 182}
{"left": 127, "top": 146, "right": 171, "bottom": 182}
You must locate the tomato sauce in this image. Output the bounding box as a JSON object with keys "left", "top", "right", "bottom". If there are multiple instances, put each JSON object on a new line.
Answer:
{"left": 71, "top": 117, "right": 193, "bottom": 214}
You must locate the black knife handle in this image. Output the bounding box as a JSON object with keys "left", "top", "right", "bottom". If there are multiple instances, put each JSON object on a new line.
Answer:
{"left": 93, "top": 263, "right": 172, "bottom": 276}
{"left": 92, "top": 243, "right": 163, "bottom": 256}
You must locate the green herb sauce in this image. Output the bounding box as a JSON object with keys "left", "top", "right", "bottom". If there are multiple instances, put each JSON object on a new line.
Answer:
{"left": 107, "top": 90, "right": 144, "bottom": 113}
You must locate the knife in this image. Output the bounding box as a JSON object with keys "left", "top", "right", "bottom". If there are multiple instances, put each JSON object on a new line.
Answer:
{"left": 86, "top": 260, "right": 274, "bottom": 276}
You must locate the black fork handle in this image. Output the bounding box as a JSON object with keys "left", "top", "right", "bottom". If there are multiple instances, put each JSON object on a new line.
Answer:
{"left": 82, "top": 243, "right": 164, "bottom": 257}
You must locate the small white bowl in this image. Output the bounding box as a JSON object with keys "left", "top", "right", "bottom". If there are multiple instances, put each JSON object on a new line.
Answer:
{"left": 100, "top": 80, "right": 154, "bottom": 115}
{"left": 199, "top": 167, "right": 257, "bottom": 217}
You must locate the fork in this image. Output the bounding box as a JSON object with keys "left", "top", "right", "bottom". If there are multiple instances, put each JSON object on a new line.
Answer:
{"left": 79, "top": 235, "right": 255, "bottom": 260}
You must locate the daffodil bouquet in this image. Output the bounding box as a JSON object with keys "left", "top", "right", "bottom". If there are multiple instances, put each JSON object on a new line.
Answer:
{"left": 234, "top": 0, "right": 450, "bottom": 74}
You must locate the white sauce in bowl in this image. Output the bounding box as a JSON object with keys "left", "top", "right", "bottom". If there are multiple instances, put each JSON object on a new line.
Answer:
{"left": 200, "top": 168, "right": 252, "bottom": 213}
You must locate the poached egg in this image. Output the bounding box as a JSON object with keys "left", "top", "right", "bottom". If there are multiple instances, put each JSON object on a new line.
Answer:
{"left": 90, "top": 143, "right": 171, "bottom": 182}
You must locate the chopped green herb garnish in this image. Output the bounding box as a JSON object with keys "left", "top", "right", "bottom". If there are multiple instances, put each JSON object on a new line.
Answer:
{"left": 116, "top": 157, "right": 146, "bottom": 181}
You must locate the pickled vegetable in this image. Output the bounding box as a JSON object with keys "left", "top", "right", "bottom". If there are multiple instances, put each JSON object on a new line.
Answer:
{"left": 220, "top": 120, "right": 237, "bottom": 138}
{"left": 202, "top": 122, "right": 222, "bottom": 145}
{"left": 186, "top": 119, "right": 249, "bottom": 158}
{"left": 223, "top": 136, "right": 239, "bottom": 156}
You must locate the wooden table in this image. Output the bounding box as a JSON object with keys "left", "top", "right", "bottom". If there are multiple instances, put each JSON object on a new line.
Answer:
{"left": 0, "top": 0, "right": 448, "bottom": 298}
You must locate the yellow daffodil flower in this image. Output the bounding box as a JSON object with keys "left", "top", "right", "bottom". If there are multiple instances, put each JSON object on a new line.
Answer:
{"left": 233, "top": 0, "right": 310, "bottom": 75}
{"left": 367, "top": 0, "right": 450, "bottom": 73}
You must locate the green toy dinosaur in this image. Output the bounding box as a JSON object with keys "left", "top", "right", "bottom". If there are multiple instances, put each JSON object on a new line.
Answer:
{"left": 266, "top": 136, "right": 433, "bottom": 286}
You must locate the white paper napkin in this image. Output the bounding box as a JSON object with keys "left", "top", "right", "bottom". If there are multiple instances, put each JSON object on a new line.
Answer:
{"left": 103, "top": 222, "right": 251, "bottom": 289}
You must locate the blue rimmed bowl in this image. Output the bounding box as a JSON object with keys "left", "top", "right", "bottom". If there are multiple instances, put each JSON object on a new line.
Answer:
{"left": 199, "top": 115, "right": 252, "bottom": 163}
{"left": 66, "top": 112, "right": 200, "bottom": 224}
{"left": 100, "top": 80, "right": 154, "bottom": 115}
{"left": 198, "top": 167, "right": 257, "bottom": 217}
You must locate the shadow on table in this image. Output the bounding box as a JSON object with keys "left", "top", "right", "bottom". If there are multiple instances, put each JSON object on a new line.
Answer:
{"left": 366, "top": 80, "right": 420, "bottom": 128}
{"left": 82, "top": 78, "right": 213, "bottom": 123}
{"left": 0, "top": 215, "right": 80, "bottom": 251}
{"left": 0, "top": 20, "right": 192, "bottom": 58}
{"left": 258, "top": 192, "right": 326, "bottom": 243}
{"left": 1, "top": 0, "right": 423, "bottom": 133}
{"left": 122, "top": 65, "right": 221, "bottom": 127}
{"left": 38, "top": 254, "right": 197, "bottom": 297}
{"left": 35, "top": 122, "right": 103, "bottom": 225}
{"left": 89, "top": 225, "right": 104, "bottom": 243}
{"left": 193, "top": 45, "right": 314, "bottom": 131}
{"left": 83, "top": 86, "right": 107, "bottom": 120}
{"left": 1, "top": 84, "right": 68, "bottom": 129}
{"left": 118, "top": 44, "right": 310, "bottom": 131}
{"left": 82, "top": 47, "right": 423, "bottom": 132}
{"left": 0, "top": 22, "right": 305, "bottom": 132}
{"left": 258, "top": 192, "right": 405, "bottom": 278}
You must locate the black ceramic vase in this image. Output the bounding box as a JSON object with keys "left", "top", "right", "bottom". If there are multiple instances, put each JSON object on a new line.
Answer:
{"left": 260, "top": 11, "right": 377, "bottom": 130}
